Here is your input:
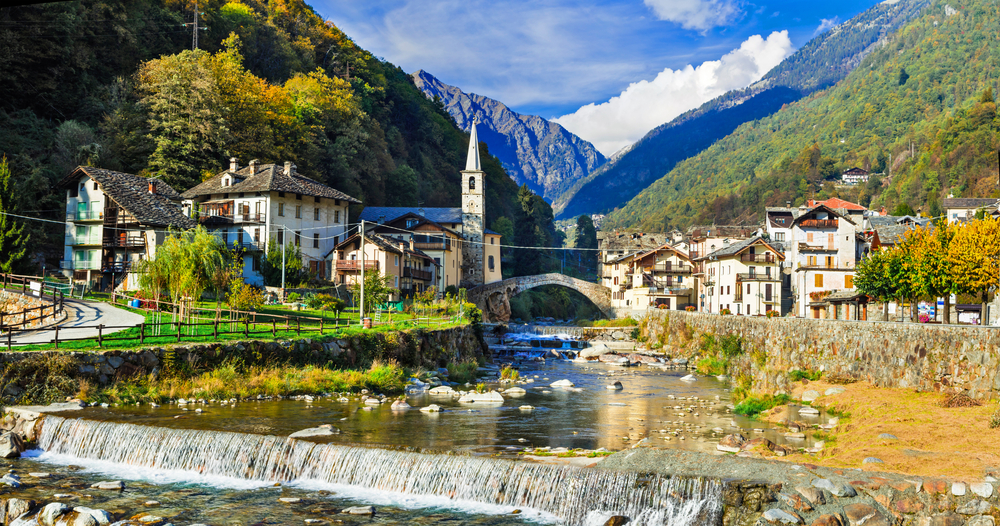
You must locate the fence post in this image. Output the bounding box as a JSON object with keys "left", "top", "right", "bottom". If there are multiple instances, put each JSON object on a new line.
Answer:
{"left": 176, "top": 321, "right": 182, "bottom": 343}
{"left": 244, "top": 317, "right": 249, "bottom": 338}
{"left": 0, "top": 311, "right": 4, "bottom": 331}
{"left": 286, "top": 316, "right": 290, "bottom": 332}
{"left": 214, "top": 320, "right": 219, "bottom": 340}
{"left": 97, "top": 324, "right": 104, "bottom": 348}
{"left": 320, "top": 317, "right": 324, "bottom": 334}
{"left": 140, "top": 323, "right": 145, "bottom": 345}
{"left": 6, "top": 327, "right": 11, "bottom": 349}
{"left": 54, "top": 325, "right": 59, "bottom": 349}
{"left": 22, "top": 309, "right": 26, "bottom": 328}
{"left": 296, "top": 316, "right": 301, "bottom": 336}
{"left": 272, "top": 319, "right": 276, "bottom": 338}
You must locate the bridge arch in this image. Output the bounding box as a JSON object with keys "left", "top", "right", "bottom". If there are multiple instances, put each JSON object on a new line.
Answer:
{"left": 467, "top": 273, "right": 614, "bottom": 323}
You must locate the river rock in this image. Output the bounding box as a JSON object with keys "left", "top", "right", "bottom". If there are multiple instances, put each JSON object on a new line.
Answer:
{"left": 505, "top": 387, "right": 527, "bottom": 397}
{"left": 73, "top": 507, "right": 113, "bottom": 525}
{"left": 0, "top": 432, "right": 24, "bottom": 458}
{"left": 138, "top": 515, "right": 164, "bottom": 523}
{"left": 519, "top": 405, "right": 534, "bottom": 411}
{"left": 971, "top": 482, "right": 995, "bottom": 498}
{"left": 603, "top": 516, "right": 629, "bottom": 526}
{"left": 91, "top": 480, "right": 125, "bottom": 490}
{"left": 798, "top": 407, "right": 820, "bottom": 416}
{"left": 607, "top": 381, "right": 623, "bottom": 390}
{"left": 39, "top": 502, "right": 70, "bottom": 526}
{"left": 458, "top": 392, "right": 504, "bottom": 404}
{"left": 810, "top": 515, "right": 843, "bottom": 526}
{"left": 1, "top": 473, "right": 23, "bottom": 488}
{"left": 679, "top": 375, "right": 696, "bottom": 382}
{"left": 550, "top": 379, "right": 574, "bottom": 388}
{"left": 420, "top": 404, "right": 441, "bottom": 413}
{"left": 342, "top": 506, "right": 375, "bottom": 515}
{"left": 877, "top": 433, "right": 898, "bottom": 440}
{"left": 429, "top": 386, "right": 454, "bottom": 395}
{"left": 862, "top": 457, "right": 883, "bottom": 464}
{"left": 968, "top": 517, "right": 996, "bottom": 526}
{"left": 761, "top": 508, "right": 802, "bottom": 524}
{"left": 7, "top": 499, "right": 35, "bottom": 522}
{"left": 289, "top": 426, "right": 340, "bottom": 438}
{"left": 580, "top": 345, "right": 610, "bottom": 358}
{"left": 390, "top": 400, "right": 412, "bottom": 411}
{"left": 812, "top": 478, "right": 856, "bottom": 497}
{"left": 794, "top": 486, "right": 826, "bottom": 506}
{"left": 842, "top": 503, "right": 888, "bottom": 526}
{"left": 364, "top": 398, "right": 381, "bottom": 405}
{"left": 717, "top": 434, "right": 746, "bottom": 453}
{"left": 957, "top": 499, "right": 992, "bottom": 515}
{"left": 825, "top": 388, "right": 846, "bottom": 396}
{"left": 801, "top": 390, "right": 820, "bottom": 402}
{"left": 278, "top": 498, "right": 301, "bottom": 503}
{"left": 71, "top": 512, "right": 99, "bottom": 526}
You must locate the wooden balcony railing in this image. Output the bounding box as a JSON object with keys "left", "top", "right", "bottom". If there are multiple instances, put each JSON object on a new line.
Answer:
{"left": 740, "top": 253, "right": 776, "bottom": 263}
{"left": 737, "top": 272, "right": 778, "bottom": 282}
{"left": 799, "top": 219, "right": 838, "bottom": 228}
{"left": 404, "top": 267, "right": 433, "bottom": 281}
{"left": 648, "top": 263, "right": 693, "bottom": 274}
{"left": 413, "top": 241, "right": 451, "bottom": 251}
{"left": 336, "top": 260, "right": 379, "bottom": 271}
{"left": 103, "top": 235, "right": 145, "bottom": 248}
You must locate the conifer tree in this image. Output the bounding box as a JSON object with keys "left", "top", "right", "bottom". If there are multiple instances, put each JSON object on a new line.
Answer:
{"left": 0, "top": 157, "right": 29, "bottom": 274}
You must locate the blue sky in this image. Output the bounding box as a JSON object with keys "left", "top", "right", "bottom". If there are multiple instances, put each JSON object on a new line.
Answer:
{"left": 312, "top": 0, "right": 882, "bottom": 155}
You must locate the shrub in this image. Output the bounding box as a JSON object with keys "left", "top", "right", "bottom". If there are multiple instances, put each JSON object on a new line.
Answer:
{"left": 766, "top": 310, "right": 779, "bottom": 318}
{"left": 733, "top": 394, "right": 791, "bottom": 419}
{"left": 720, "top": 334, "right": 743, "bottom": 358}
{"left": 696, "top": 356, "right": 727, "bottom": 375}
{"left": 500, "top": 366, "right": 520, "bottom": 381}
{"left": 286, "top": 292, "right": 301, "bottom": 302}
{"left": 475, "top": 382, "right": 487, "bottom": 394}
{"left": 719, "top": 308, "right": 731, "bottom": 315}
{"left": 991, "top": 405, "right": 1000, "bottom": 429}
{"left": 685, "top": 306, "right": 696, "bottom": 312}
{"left": 788, "top": 369, "right": 822, "bottom": 382}
{"left": 447, "top": 359, "right": 479, "bottom": 384}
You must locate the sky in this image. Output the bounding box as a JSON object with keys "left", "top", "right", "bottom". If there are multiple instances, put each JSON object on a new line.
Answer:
{"left": 312, "top": 0, "right": 883, "bottom": 156}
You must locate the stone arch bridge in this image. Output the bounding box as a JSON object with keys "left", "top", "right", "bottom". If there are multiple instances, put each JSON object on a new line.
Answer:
{"left": 467, "top": 273, "right": 614, "bottom": 322}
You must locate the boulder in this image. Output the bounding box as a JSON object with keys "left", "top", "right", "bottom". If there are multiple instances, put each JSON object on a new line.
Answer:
{"left": 73, "top": 507, "right": 113, "bottom": 525}
{"left": 793, "top": 486, "right": 826, "bottom": 506}
{"left": 971, "top": 482, "right": 995, "bottom": 498}
{"left": 580, "top": 345, "right": 610, "bottom": 358}
{"left": 519, "top": 405, "right": 534, "bottom": 411}
{"left": 812, "top": 478, "right": 856, "bottom": 497}
{"left": 504, "top": 387, "right": 527, "bottom": 397}
{"left": 550, "top": 379, "right": 574, "bottom": 388}
{"left": 798, "top": 407, "right": 820, "bottom": 416}
{"left": 70, "top": 511, "right": 99, "bottom": 526}
{"left": 809, "top": 515, "right": 843, "bottom": 526}
{"left": 90, "top": 481, "right": 125, "bottom": 491}
{"left": 7, "top": 499, "right": 36, "bottom": 523}
{"left": 842, "top": 503, "right": 888, "bottom": 526}
{"left": 603, "top": 516, "right": 629, "bottom": 526}
{"left": 761, "top": 508, "right": 802, "bottom": 524}
{"left": 716, "top": 434, "right": 746, "bottom": 453}
{"left": 39, "top": 503, "right": 71, "bottom": 526}
{"left": 824, "top": 388, "right": 846, "bottom": 396}
{"left": 428, "top": 386, "right": 455, "bottom": 395}
{"left": 0, "top": 432, "right": 25, "bottom": 459}
{"left": 458, "top": 392, "right": 504, "bottom": 404}
{"left": 289, "top": 426, "right": 340, "bottom": 438}
{"left": 419, "top": 404, "right": 441, "bottom": 413}
{"left": 606, "top": 381, "right": 623, "bottom": 390}
{"left": 342, "top": 506, "right": 375, "bottom": 515}
{"left": 801, "top": 390, "right": 820, "bottom": 402}
{"left": 390, "top": 400, "right": 412, "bottom": 411}
{"left": 679, "top": 375, "right": 697, "bottom": 382}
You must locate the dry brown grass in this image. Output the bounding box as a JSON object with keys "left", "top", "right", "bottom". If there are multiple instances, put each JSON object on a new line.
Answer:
{"left": 773, "top": 380, "right": 1000, "bottom": 479}
{"left": 940, "top": 393, "right": 983, "bottom": 408}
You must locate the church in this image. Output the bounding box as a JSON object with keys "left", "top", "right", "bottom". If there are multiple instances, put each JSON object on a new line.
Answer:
{"left": 329, "top": 121, "right": 503, "bottom": 298}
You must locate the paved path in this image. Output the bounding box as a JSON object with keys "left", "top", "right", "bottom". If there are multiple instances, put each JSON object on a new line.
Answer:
{"left": 6, "top": 298, "right": 145, "bottom": 346}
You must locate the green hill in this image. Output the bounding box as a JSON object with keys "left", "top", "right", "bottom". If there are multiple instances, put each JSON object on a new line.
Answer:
{"left": 606, "top": 0, "right": 999, "bottom": 231}
{"left": 0, "top": 0, "right": 538, "bottom": 266}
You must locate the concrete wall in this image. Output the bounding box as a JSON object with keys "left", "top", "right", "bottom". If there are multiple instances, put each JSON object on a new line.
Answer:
{"left": 642, "top": 310, "right": 1000, "bottom": 398}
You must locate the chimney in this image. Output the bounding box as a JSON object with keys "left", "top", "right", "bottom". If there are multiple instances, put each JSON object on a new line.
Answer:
{"left": 249, "top": 159, "right": 259, "bottom": 175}
{"left": 409, "top": 236, "right": 415, "bottom": 251}
{"left": 230, "top": 157, "right": 239, "bottom": 172}
{"left": 284, "top": 161, "right": 294, "bottom": 176}
{"left": 148, "top": 180, "right": 157, "bottom": 194}
{"left": 400, "top": 241, "right": 406, "bottom": 254}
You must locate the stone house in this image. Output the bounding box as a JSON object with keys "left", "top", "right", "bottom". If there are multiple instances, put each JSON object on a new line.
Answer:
{"left": 696, "top": 236, "right": 784, "bottom": 316}
{"left": 943, "top": 197, "right": 998, "bottom": 224}
{"left": 787, "top": 204, "right": 863, "bottom": 318}
{"left": 328, "top": 232, "right": 439, "bottom": 301}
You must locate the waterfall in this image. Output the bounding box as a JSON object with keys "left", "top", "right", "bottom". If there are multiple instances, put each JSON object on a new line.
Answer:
{"left": 37, "top": 416, "right": 722, "bottom": 526}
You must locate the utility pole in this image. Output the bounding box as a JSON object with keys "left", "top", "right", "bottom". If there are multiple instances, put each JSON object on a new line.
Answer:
{"left": 359, "top": 220, "right": 365, "bottom": 324}
{"left": 192, "top": 0, "right": 199, "bottom": 50}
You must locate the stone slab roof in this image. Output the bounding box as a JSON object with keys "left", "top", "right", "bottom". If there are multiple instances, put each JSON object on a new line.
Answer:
{"left": 359, "top": 207, "right": 463, "bottom": 225}
{"left": 943, "top": 198, "right": 998, "bottom": 209}
{"left": 70, "top": 167, "right": 195, "bottom": 229}
{"left": 181, "top": 163, "right": 360, "bottom": 203}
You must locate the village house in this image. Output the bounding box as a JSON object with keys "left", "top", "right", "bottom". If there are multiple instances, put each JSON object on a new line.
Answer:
{"left": 787, "top": 204, "right": 863, "bottom": 318}
{"left": 696, "top": 236, "right": 784, "bottom": 316}
{"left": 348, "top": 120, "right": 502, "bottom": 295}
{"left": 597, "top": 230, "right": 674, "bottom": 285}
{"left": 841, "top": 167, "right": 870, "bottom": 185}
{"left": 626, "top": 244, "right": 695, "bottom": 311}
{"left": 329, "top": 232, "right": 439, "bottom": 301}
{"left": 180, "top": 159, "right": 360, "bottom": 285}
{"left": 60, "top": 167, "right": 195, "bottom": 291}
{"left": 943, "top": 197, "right": 998, "bottom": 224}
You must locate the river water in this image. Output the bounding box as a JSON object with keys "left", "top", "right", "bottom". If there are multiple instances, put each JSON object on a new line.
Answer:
{"left": 9, "top": 349, "right": 829, "bottom": 525}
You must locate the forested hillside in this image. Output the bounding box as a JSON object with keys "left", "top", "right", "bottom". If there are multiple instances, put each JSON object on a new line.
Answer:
{"left": 607, "top": 0, "right": 1000, "bottom": 231}
{"left": 554, "top": 0, "right": 929, "bottom": 220}
{"left": 0, "top": 0, "right": 546, "bottom": 268}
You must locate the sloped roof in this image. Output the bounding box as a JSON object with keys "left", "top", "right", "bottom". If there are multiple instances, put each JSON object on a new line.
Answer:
{"left": 330, "top": 232, "right": 439, "bottom": 264}
{"left": 686, "top": 225, "right": 759, "bottom": 240}
{"left": 598, "top": 231, "right": 673, "bottom": 252}
{"left": 359, "top": 207, "right": 463, "bottom": 224}
{"left": 633, "top": 243, "right": 691, "bottom": 264}
{"left": 793, "top": 204, "right": 856, "bottom": 226}
{"left": 807, "top": 197, "right": 866, "bottom": 211}
{"left": 181, "top": 163, "right": 360, "bottom": 203}
{"left": 874, "top": 224, "right": 914, "bottom": 246}
{"left": 69, "top": 167, "right": 195, "bottom": 229}
{"left": 943, "top": 198, "right": 998, "bottom": 209}
{"left": 700, "top": 235, "right": 784, "bottom": 261}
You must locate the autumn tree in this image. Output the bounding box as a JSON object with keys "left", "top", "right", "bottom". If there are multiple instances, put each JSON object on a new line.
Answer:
{"left": 902, "top": 223, "right": 957, "bottom": 323}
{"left": 948, "top": 217, "right": 1000, "bottom": 318}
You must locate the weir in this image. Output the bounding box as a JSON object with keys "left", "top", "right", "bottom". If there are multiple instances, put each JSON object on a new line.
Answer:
{"left": 36, "top": 415, "right": 723, "bottom": 526}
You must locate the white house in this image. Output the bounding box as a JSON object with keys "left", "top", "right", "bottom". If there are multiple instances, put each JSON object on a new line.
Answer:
{"left": 697, "top": 236, "right": 784, "bottom": 316}
{"left": 181, "top": 159, "right": 360, "bottom": 285}
{"left": 787, "top": 204, "right": 862, "bottom": 318}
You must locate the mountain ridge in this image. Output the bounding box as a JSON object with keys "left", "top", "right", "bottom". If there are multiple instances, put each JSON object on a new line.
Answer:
{"left": 412, "top": 70, "right": 605, "bottom": 201}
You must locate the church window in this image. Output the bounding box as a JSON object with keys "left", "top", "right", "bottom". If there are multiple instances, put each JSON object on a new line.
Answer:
{"left": 488, "top": 255, "right": 495, "bottom": 271}
{"left": 469, "top": 176, "right": 475, "bottom": 190}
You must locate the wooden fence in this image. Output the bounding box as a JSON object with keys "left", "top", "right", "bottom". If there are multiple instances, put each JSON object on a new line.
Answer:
{"left": 0, "top": 273, "right": 66, "bottom": 332}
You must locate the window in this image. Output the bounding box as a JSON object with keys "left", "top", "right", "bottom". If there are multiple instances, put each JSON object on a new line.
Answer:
{"left": 394, "top": 255, "right": 399, "bottom": 266}
{"left": 406, "top": 219, "right": 418, "bottom": 229}
{"left": 746, "top": 284, "right": 751, "bottom": 294}
{"left": 277, "top": 231, "right": 284, "bottom": 245}
{"left": 488, "top": 255, "right": 495, "bottom": 271}
{"left": 252, "top": 256, "right": 260, "bottom": 272}
{"left": 469, "top": 176, "right": 476, "bottom": 190}
{"left": 845, "top": 275, "right": 854, "bottom": 289}
{"left": 93, "top": 181, "right": 98, "bottom": 190}
{"left": 825, "top": 256, "right": 833, "bottom": 267}
{"left": 491, "top": 237, "right": 494, "bottom": 244}
{"left": 238, "top": 230, "right": 244, "bottom": 246}
{"left": 395, "top": 276, "right": 399, "bottom": 287}
{"left": 614, "top": 277, "right": 619, "bottom": 285}
{"left": 278, "top": 203, "right": 285, "bottom": 216}
{"left": 314, "top": 208, "right": 320, "bottom": 221}
{"left": 775, "top": 232, "right": 785, "bottom": 242}
{"left": 334, "top": 235, "right": 339, "bottom": 245}
{"left": 313, "top": 233, "right": 319, "bottom": 248}
{"left": 726, "top": 286, "right": 730, "bottom": 295}
{"left": 765, "top": 284, "right": 772, "bottom": 301}
{"left": 314, "top": 196, "right": 320, "bottom": 203}
{"left": 254, "top": 228, "right": 260, "bottom": 243}
{"left": 295, "top": 231, "right": 301, "bottom": 247}
{"left": 335, "top": 210, "right": 340, "bottom": 223}
{"left": 815, "top": 274, "right": 824, "bottom": 287}
{"left": 807, "top": 232, "right": 814, "bottom": 243}
{"left": 295, "top": 205, "right": 301, "bottom": 219}
{"left": 434, "top": 257, "right": 440, "bottom": 266}
{"left": 296, "top": 193, "right": 302, "bottom": 200}
{"left": 223, "top": 177, "right": 230, "bottom": 187}
{"left": 278, "top": 192, "right": 285, "bottom": 198}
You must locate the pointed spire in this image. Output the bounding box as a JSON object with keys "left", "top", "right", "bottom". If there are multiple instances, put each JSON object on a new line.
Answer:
{"left": 465, "top": 118, "right": 481, "bottom": 171}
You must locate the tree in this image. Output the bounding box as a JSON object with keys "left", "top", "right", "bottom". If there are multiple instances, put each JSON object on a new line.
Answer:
{"left": 261, "top": 239, "right": 305, "bottom": 287}
{"left": 351, "top": 271, "right": 397, "bottom": 317}
{"left": 948, "top": 217, "right": 1000, "bottom": 319}
{"left": 855, "top": 248, "right": 896, "bottom": 320}
{"left": 891, "top": 203, "right": 916, "bottom": 217}
{"left": 0, "top": 157, "right": 28, "bottom": 274}
{"left": 574, "top": 215, "right": 598, "bottom": 274}
{"left": 139, "top": 50, "right": 229, "bottom": 190}
{"left": 137, "top": 226, "right": 225, "bottom": 319}
{"left": 903, "top": 223, "right": 956, "bottom": 323}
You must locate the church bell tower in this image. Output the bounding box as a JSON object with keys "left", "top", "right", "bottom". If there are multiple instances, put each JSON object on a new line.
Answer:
{"left": 461, "top": 119, "right": 485, "bottom": 288}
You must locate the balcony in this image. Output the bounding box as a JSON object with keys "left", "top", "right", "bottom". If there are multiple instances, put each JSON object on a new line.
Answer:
{"left": 103, "top": 261, "right": 131, "bottom": 273}
{"left": 65, "top": 234, "right": 103, "bottom": 246}
{"left": 61, "top": 259, "right": 100, "bottom": 270}
{"left": 336, "top": 260, "right": 379, "bottom": 271}
{"left": 737, "top": 272, "right": 779, "bottom": 282}
{"left": 231, "top": 241, "right": 264, "bottom": 252}
{"left": 689, "top": 251, "right": 700, "bottom": 259}
{"left": 199, "top": 211, "right": 267, "bottom": 225}
{"left": 413, "top": 240, "right": 451, "bottom": 251}
{"left": 104, "top": 235, "right": 145, "bottom": 249}
{"left": 404, "top": 267, "right": 433, "bottom": 281}
{"left": 798, "top": 243, "right": 836, "bottom": 252}
{"left": 740, "top": 253, "right": 776, "bottom": 263}
{"left": 67, "top": 210, "right": 103, "bottom": 221}
{"left": 798, "top": 261, "right": 854, "bottom": 270}
{"left": 799, "top": 219, "right": 839, "bottom": 229}
{"left": 647, "top": 263, "right": 693, "bottom": 274}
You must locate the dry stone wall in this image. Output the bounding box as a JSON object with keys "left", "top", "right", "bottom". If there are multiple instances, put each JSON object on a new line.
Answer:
{"left": 642, "top": 311, "right": 1000, "bottom": 398}
{"left": 0, "top": 291, "right": 57, "bottom": 330}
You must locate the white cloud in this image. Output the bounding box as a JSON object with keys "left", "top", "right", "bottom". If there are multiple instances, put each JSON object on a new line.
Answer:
{"left": 815, "top": 17, "right": 840, "bottom": 34}
{"left": 553, "top": 31, "right": 794, "bottom": 156}
{"left": 643, "top": 0, "right": 743, "bottom": 31}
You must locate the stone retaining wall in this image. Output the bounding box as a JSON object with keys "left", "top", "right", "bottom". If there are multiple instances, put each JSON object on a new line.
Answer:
{"left": 0, "top": 291, "right": 57, "bottom": 330}
{"left": 0, "top": 325, "right": 485, "bottom": 390}
{"left": 641, "top": 310, "right": 1000, "bottom": 398}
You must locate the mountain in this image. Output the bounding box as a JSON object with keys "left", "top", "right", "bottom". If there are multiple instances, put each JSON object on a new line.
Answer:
{"left": 412, "top": 70, "right": 605, "bottom": 201}
{"left": 0, "top": 0, "right": 549, "bottom": 267}
{"left": 554, "top": 0, "right": 930, "bottom": 219}
{"left": 605, "top": 0, "right": 999, "bottom": 231}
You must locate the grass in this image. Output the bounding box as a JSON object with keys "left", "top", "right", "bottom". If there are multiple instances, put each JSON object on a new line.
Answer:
{"left": 447, "top": 358, "right": 480, "bottom": 384}
{"left": 695, "top": 356, "right": 728, "bottom": 375}
{"left": 580, "top": 318, "right": 639, "bottom": 328}
{"left": 788, "top": 369, "right": 823, "bottom": 382}
{"left": 500, "top": 366, "right": 519, "bottom": 381}
{"left": 733, "top": 394, "right": 791, "bottom": 419}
